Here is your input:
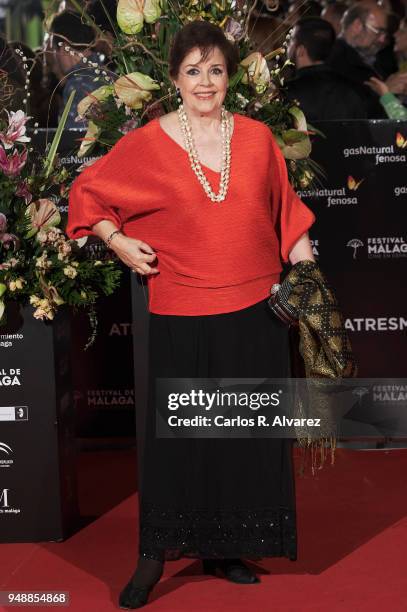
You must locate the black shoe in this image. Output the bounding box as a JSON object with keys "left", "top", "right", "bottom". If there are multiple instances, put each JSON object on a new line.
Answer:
{"left": 202, "top": 558, "right": 260, "bottom": 584}
{"left": 118, "top": 558, "right": 163, "bottom": 609}
{"left": 118, "top": 582, "right": 154, "bottom": 609}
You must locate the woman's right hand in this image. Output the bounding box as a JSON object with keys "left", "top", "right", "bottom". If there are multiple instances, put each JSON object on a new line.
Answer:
{"left": 110, "top": 234, "right": 159, "bottom": 275}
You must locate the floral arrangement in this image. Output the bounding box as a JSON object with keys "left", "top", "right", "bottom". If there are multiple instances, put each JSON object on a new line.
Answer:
{"left": 0, "top": 0, "right": 319, "bottom": 343}
{"left": 44, "top": 0, "right": 319, "bottom": 188}
{"left": 0, "top": 100, "right": 122, "bottom": 345}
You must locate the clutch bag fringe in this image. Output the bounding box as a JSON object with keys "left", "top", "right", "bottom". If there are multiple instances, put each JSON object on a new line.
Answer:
{"left": 268, "top": 260, "right": 358, "bottom": 476}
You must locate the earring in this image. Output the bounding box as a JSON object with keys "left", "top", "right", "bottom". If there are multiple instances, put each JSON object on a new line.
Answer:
{"left": 175, "top": 86, "right": 182, "bottom": 104}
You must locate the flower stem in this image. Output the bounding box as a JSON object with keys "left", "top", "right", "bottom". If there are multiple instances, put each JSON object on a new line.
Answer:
{"left": 44, "top": 89, "right": 75, "bottom": 178}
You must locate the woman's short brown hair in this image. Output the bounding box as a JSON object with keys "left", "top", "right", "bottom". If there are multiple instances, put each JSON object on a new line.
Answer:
{"left": 168, "top": 20, "right": 239, "bottom": 80}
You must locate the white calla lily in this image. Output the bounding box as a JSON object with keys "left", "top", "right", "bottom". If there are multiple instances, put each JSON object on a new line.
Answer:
{"left": 78, "top": 121, "right": 101, "bottom": 158}
{"left": 114, "top": 72, "right": 160, "bottom": 109}
{"left": 240, "top": 52, "right": 270, "bottom": 94}
{"left": 143, "top": 0, "right": 162, "bottom": 23}
{"left": 117, "top": 0, "right": 144, "bottom": 35}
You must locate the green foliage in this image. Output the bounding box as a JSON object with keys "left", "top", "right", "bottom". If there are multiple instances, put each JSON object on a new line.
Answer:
{"left": 0, "top": 107, "right": 122, "bottom": 344}
{"left": 66, "top": 0, "right": 317, "bottom": 189}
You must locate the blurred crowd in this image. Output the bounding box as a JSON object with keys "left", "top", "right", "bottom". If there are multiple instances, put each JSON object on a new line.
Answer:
{"left": 1, "top": 0, "right": 407, "bottom": 125}
{"left": 0, "top": 0, "right": 116, "bottom": 127}
{"left": 253, "top": 0, "right": 407, "bottom": 119}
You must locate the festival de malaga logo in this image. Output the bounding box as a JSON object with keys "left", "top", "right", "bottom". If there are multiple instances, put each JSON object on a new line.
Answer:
{"left": 347, "top": 237, "right": 407, "bottom": 259}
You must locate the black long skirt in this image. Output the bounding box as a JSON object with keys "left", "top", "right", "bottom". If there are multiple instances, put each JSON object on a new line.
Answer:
{"left": 138, "top": 297, "right": 297, "bottom": 562}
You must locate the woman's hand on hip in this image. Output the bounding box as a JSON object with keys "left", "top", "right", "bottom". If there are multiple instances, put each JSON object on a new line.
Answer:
{"left": 111, "top": 234, "right": 159, "bottom": 275}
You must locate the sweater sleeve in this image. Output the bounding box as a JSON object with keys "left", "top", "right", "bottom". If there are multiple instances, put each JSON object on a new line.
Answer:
{"left": 66, "top": 129, "right": 145, "bottom": 240}
{"left": 269, "top": 130, "right": 316, "bottom": 263}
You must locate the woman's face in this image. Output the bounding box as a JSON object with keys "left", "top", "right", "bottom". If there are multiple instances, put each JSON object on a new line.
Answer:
{"left": 173, "top": 46, "right": 229, "bottom": 116}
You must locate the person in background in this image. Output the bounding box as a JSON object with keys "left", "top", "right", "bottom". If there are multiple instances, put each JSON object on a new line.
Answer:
{"left": 48, "top": 11, "right": 103, "bottom": 128}
{"left": 366, "top": 13, "right": 407, "bottom": 112}
{"left": 88, "top": 0, "right": 117, "bottom": 33}
{"left": 328, "top": 2, "right": 389, "bottom": 81}
{"left": 0, "top": 36, "right": 25, "bottom": 113}
{"left": 321, "top": 2, "right": 348, "bottom": 35}
{"left": 372, "top": 7, "right": 400, "bottom": 80}
{"left": 8, "top": 41, "right": 59, "bottom": 127}
{"left": 394, "top": 18, "right": 407, "bottom": 71}
{"left": 249, "top": 12, "right": 287, "bottom": 54}
{"left": 87, "top": 0, "right": 116, "bottom": 63}
{"left": 366, "top": 71, "right": 407, "bottom": 117}
{"left": 327, "top": 2, "right": 392, "bottom": 116}
{"left": 285, "top": 17, "right": 368, "bottom": 120}
{"left": 286, "top": 0, "right": 322, "bottom": 26}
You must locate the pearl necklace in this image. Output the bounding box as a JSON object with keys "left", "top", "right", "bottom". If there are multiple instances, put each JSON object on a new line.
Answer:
{"left": 177, "top": 104, "right": 232, "bottom": 203}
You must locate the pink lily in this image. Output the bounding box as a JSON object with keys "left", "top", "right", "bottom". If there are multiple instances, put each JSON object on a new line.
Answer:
{"left": 0, "top": 213, "right": 20, "bottom": 250}
{"left": 0, "top": 213, "right": 6, "bottom": 234}
{"left": 0, "top": 110, "right": 31, "bottom": 150}
{"left": 16, "top": 179, "right": 33, "bottom": 204}
{"left": 0, "top": 146, "right": 28, "bottom": 177}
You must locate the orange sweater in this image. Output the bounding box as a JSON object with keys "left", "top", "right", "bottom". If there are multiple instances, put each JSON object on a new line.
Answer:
{"left": 66, "top": 113, "right": 315, "bottom": 315}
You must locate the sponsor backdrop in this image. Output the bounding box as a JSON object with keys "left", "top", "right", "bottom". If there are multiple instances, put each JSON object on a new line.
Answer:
{"left": 0, "top": 305, "right": 78, "bottom": 541}
{"left": 1, "top": 121, "right": 406, "bottom": 540}
{"left": 304, "top": 120, "right": 407, "bottom": 379}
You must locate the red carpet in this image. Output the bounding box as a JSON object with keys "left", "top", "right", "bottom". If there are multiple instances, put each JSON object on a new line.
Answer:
{"left": 1, "top": 448, "right": 407, "bottom": 611}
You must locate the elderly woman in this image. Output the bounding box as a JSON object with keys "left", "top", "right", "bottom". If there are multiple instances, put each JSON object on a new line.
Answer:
{"left": 67, "top": 20, "right": 315, "bottom": 610}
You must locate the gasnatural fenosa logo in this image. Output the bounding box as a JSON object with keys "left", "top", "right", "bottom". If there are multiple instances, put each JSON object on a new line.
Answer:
{"left": 396, "top": 132, "right": 407, "bottom": 149}
{"left": 298, "top": 174, "right": 366, "bottom": 207}
{"left": 347, "top": 176, "right": 364, "bottom": 190}
{"left": 343, "top": 136, "right": 407, "bottom": 164}
{"left": 298, "top": 177, "right": 364, "bottom": 207}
